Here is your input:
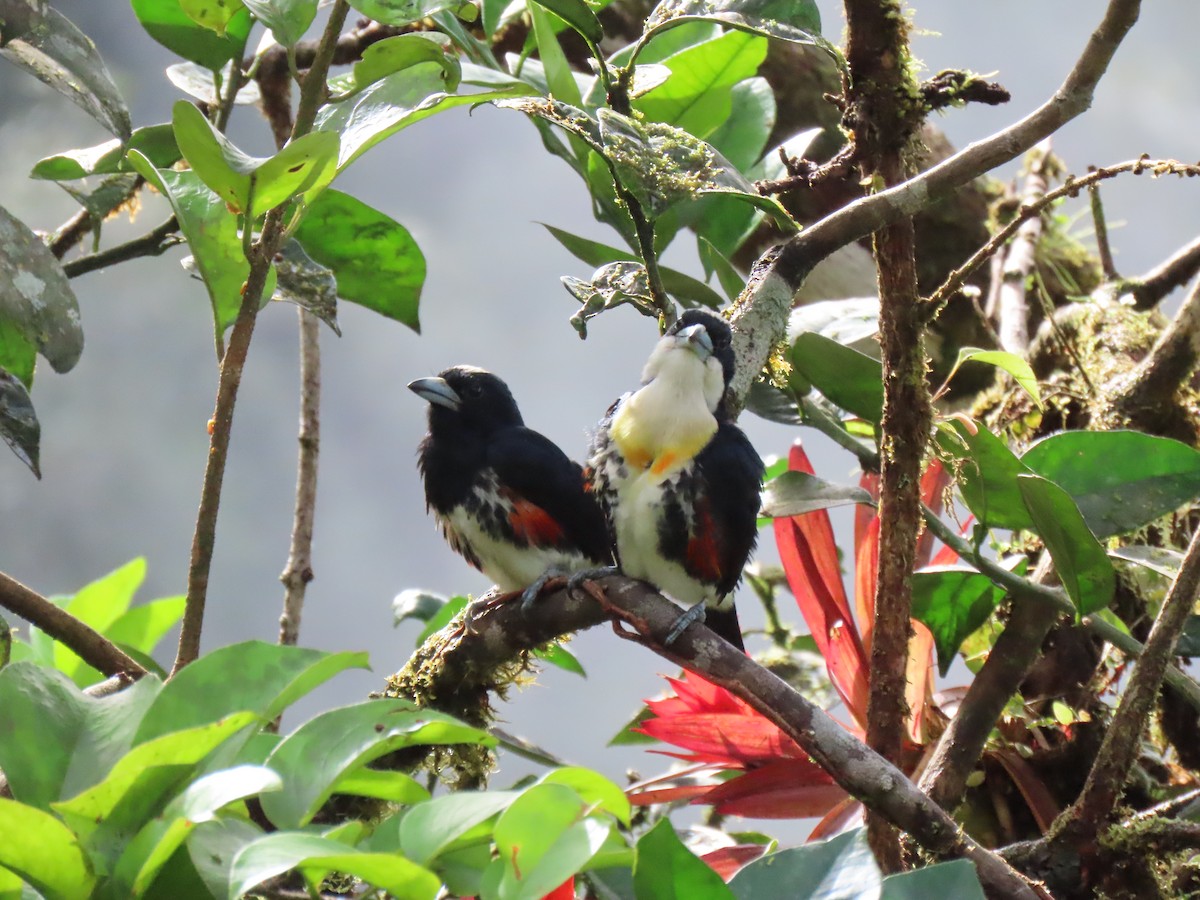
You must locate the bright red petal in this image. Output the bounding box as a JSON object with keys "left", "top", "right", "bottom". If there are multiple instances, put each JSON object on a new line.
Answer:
{"left": 853, "top": 516, "right": 880, "bottom": 648}
{"left": 541, "top": 877, "right": 575, "bottom": 900}
{"left": 637, "top": 711, "right": 805, "bottom": 767}
{"left": 808, "top": 795, "right": 863, "bottom": 840}
{"left": 628, "top": 784, "right": 719, "bottom": 806}
{"left": 916, "top": 460, "right": 951, "bottom": 567}
{"left": 707, "top": 761, "right": 848, "bottom": 819}
{"left": 905, "top": 620, "right": 935, "bottom": 742}
{"left": 827, "top": 624, "right": 871, "bottom": 730}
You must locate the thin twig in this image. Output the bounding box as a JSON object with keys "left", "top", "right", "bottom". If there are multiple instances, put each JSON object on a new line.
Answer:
{"left": 0, "top": 571, "right": 145, "bottom": 678}
{"left": 62, "top": 217, "right": 180, "bottom": 279}
{"left": 1087, "top": 165, "right": 1118, "bottom": 280}
{"left": 1054, "top": 522, "right": 1200, "bottom": 850}
{"left": 171, "top": 2, "right": 352, "bottom": 675}
{"left": 47, "top": 176, "right": 146, "bottom": 261}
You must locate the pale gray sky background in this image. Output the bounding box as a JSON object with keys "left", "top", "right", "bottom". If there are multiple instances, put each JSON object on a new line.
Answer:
{"left": 2, "top": 0, "right": 1199, "bottom": 822}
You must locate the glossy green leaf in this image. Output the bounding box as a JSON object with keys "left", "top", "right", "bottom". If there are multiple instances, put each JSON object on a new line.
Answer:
{"left": 114, "top": 764, "right": 281, "bottom": 895}
{"left": 106, "top": 595, "right": 187, "bottom": 657}
{"left": 540, "top": 767, "right": 631, "bottom": 826}
{"left": 491, "top": 783, "right": 612, "bottom": 897}
{"left": 564, "top": 261, "right": 655, "bottom": 336}
{"left": 939, "top": 419, "right": 1035, "bottom": 531}
{"left": 1021, "top": 430, "right": 1200, "bottom": 539}
{"left": 635, "top": 31, "right": 767, "bottom": 142}
{"left": 635, "top": 818, "right": 732, "bottom": 899}
{"left": 760, "top": 470, "right": 873, "bottom": 518}
{"left": 705, "top": 77, "right": 774, "bottom": 173}
{"left": 230, "top": 833, "right": 441, "bottom": 900}
{"left": 179, "top": 0, "right": 245, "bottom": 33}
{"left": 1018, "top": 474, "right": 1115, "bottom": 616}
{"left": 260, "top": 699, "right": 494, "bottom": 828}
{"left": 789, "top": 332, "right": 882, "bottom": 424}
{"left": 349, "top": 0, "right": 466, "bottom": 24}
{"left": 0, "top": 367, "right": 39, "bottom": 477}
{"left": 242, "top": 0, "right": 317, "bottom": 46}
{"left": 51, "top": 557, "right": 145, "bottom": 683}
{"left": 131, "top": 0, "right": 252, "bottom": 69}
{"left": 136, "top": 641, "right": 368, "bottom": 742}
{"left": 415, "top": 594, "right": 470, "bottom": 645}
{"left": 317, "top": 64, "right": 529, "bottom": 172}
{"left": 186, "top": 817, "right": 263, "bottom": 899}
{"left": 0, "top": 798, "right": 96, "bottom": 900}
{"left": 31, "top": 125, "right": 181, "bottom": 181}
{"left": 0, "top": 663, "right": 160, "bottom": 809}
{"left": 880, "top": 859, "right": 984, "bottom": 900}
{"left": 0, "top": 204, "right": 83, "bottom": 374}
{"left": 171, "top": 101, "right": 339, "bottom": 216}
{"left": 640, "top": 0, "right": 822, "bottom": 54}
{"left": 531, "top": 0, "right": 603, "bottom": 43}
{"left": 294, "top": 190, "right": 424, "bottom": 331}
{"left": 330, "top": 767, "right": 431, "bottom": 805}
{"left": 1110, "top": 545, "right": 1183, "bottom": 579}
{"left": 166, "top": 61, "right": 262, "bottom": 106}
{"left": 329, "top": 33, "right": 458, "bottom": 97}
{"left": 529, "top": 2, "right": 582, "bottom": 106}
{"left": 0, "top": 3, "right": 131, "bottom": 138}
{"left": 535, "top": 641, "right": 586, "bottom": 676}
{"left": 743, "top": 379, "right": 801, "bottom": 426}
{"left": 729, "top": 829, "right": 878, "bottom": 899}
{"left": 400, "top": 790, "right": 523, "bottom": 865}
{"left": 950, "top": 348, "right": 1042, "bottom": 410}
{"left": 911, "top": 567, "right": 1007, "bottom": 676}
{"left": 697, "top": 235, "right": 745, "bottom": 300}
{"left": 392, "top": 589, "right": 449, "bottom": 626}
{"left": 126, "top": 152, "right": 258, "bottom": 333}
{"left": 52, "top": 712, "right": 256, "bottom": 838}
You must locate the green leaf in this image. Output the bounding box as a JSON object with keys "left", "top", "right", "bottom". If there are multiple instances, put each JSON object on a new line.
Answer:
{"left": 126, "top": 152, "right": 272, "bottom": 334}
{"left": 539, "top": 767, "right": 631, "bottom": 826}
{"left": 789, "top": 332, "right": 883, "bottom": 424}
{"left": 31, "top": 124, "right": 182, "bottom": 181}
{"left": 242, "top": 0, "right": 317, "bottom": 46}
{"left": 259, "top": 699, "right": 495, "bottom": 828}
{"left": 1021, "top": 430, "right": 1200, "bottom": 539}
{"left": 0, "top": 367, "right": 39, "bottom": 477}
{"left": 911, "top": 567, "right": 1007, "bottom": 676}
{"left": 640, "top": 0, "right": 822, "bottom": 54}
{"left": 492, "top": 783, "right": 612, "bottom": 899}
{"left": 114, "top": 764, "right": 282, "bottom": 895}
{"left": 294, "top": 190, "right": 424, "bottom": 332}
{"left": 542, "top": 224, "right": 725, "bottom": 310}
{"left": 131, "top": 0, "right": 252, "bottom": 69}
{"left": 136, "top": 641, "right": 368, "bottom": 742}
{"left": 52, "top": 712, "right": 257, "bottom": 838}
{"left": 271, "top": 239, "right": 341, "bottom": 335}
{"left": 635, "top": 818, "right": 732, "bottom": 900}
{"left": 938, "top": 419, "right": 1035, "bottom": 531}
{"left": 317, "top": 65, "right": 530, "bottom": 173}
{"left": 634, "top": 31, "right": 767, "bottom": 142}
{"left": 564, "top": 262, "right": 655, "bottom": 336}
{"left": 415, "top": 594, "right": 470, "bottom": 645}
{"left": 230, "top": 833, "right": 441, "bottom": 900}
{"left": 760, "top": 470, "right": 873, "bottom": 518}
{"left": 0, "top": 204, "right": 83, "bottom": 374}
{"left": 171, "top": 101, "right": 338, "bottom": 216}
{"left": 949, "top": 348, "right": 1042, "bottom": 410}
{"left": 529, "top": 2, "right": 583, "bottom": 106}
{"left": 330, "top": 767, "right": 431, "bottom": 805}
{"left": 0, "top": 797, "right": 96, "bottom": 900}
{"left": 0, "top": 663, "right": 161, "bottom": 809}
{"left": 880, "top": 859, "right": 984, "bottom": 900}
{"left": 1175, "top": 616, "right": 1200, "bottom": 657}
{"left": 0, "top": 315, "right": 37, "bottom": 387}
{"left": 697, "top": 235, "right": 745, "bottom": 301}
{"left": 51, "top": 557, "right": 145, "bottom": 683}
{"left": 1110, "top": 545, "right": 1184, "bottom": 579}
{"left": 729, "top": 829, "right": 879, "bottom": 899}
{"left": 1017, "top": 474, "right": 1115, "bottom": 616}
{"left": 705, "top": 77, "right": 774, "bottom": 173}
{"left": 186, "top": 817, "right": 263, "bottom": 899}
{"left": 106, "top": 595, "right": 188, "bottom": 657}
{"left": 392, "top": 589, "right": 449, "bottom": 626}
{"left": 349, "top": 0, "right": 467, "bottom": 25}
{"left": 0, "top": 4, "right": 131, "bottom": 138}
{"left": 329, "top": 33, "right": 459, "bottom": 97}
{"left": 531, "top": 0, "right": 603, "bottom": 44}
{"left": 398, "top": 790, "right": 525, "bottom": 865}
{"left": 179, "top": 0, "right": 246, "bottom": 33}
{"left": 535, "top": 641, "right": 586, "bottom": 676}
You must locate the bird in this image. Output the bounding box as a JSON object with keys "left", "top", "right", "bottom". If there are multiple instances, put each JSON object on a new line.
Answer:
{"left": 409, "top": 365, "right": 612, "bottom": 601}
{"left": 587, "top": 310, "right": 764, "bottom": 650}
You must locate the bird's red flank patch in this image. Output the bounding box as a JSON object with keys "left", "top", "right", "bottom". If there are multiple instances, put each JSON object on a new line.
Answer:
{"left": 685, "top": 500, "right": 724, "bottom": 583}
{"left": 504, "top": 493, "right": 567, "bottom": 547}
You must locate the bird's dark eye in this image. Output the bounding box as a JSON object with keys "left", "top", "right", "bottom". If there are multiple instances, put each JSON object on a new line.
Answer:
{"left": 465, "top": 381, "right": 484, "bottom": 398}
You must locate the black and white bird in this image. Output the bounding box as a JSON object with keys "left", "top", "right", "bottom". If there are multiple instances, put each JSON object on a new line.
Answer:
{"left": 410, "top": 366, "right": 612, "bottom": 595}
{"left": 587, "top": 310, "right": 764, "bottom": 650}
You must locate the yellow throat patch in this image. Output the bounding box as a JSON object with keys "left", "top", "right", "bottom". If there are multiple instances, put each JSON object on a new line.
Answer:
{"left": 611, "top": 391, "right": 717, "bottom": 478}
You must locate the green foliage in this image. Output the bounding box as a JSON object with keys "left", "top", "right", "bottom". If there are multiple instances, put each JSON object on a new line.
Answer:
{"left": 789, "top": 332, "right": 884, "bottom": 425}
{"left": 130, "top": 0, "right": 253, "bottom": 69}
{"left": 760, "top": 470, "right": 874, "bottom": 518}
{"left": 911, "top": 567, "right": 1007, "bottom": 676}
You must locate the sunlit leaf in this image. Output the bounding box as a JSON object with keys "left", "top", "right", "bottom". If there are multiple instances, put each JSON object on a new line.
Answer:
{"left": 531, "top": 0, "right": 603, "bottom": 43}
{"left": 950, "top": 347, "right": 1042, "bottom": 410}
{"left": 179, "top": 0, "right": 246, "bottom": 34}
{"left": 294, "top": 190, "right": 424, "bottom": 331}
{"left": 399, "top": 790, "right": 523, "bottom": 866}
{"left": 31, "top": 124, "right": 181, "bottom": 181}
{"left": 789, "top": 332, "right": 882, "bottom": 424}
{"left": 911, "top": 566, "right": 1006, "bottom": 676}
{"left": 328, "top": 33, "right": 458, "bottom": 97}
{"left": 0, "top": 797, "right": 96, "bottom": 899}
{"left": 0, "top": 3, "right": 131, "bottom": 137}
{"left": 131, "top": 0, "right": 253, "bottom": 69}
{"left": 349, "top": 0, "right": 468, "bottom": 24}
{"left": 635, "top": 818, "right": 732, "bottom": 899}
{"left": 880, "top": 859, "right": 984, "bottom": 899}
{"left": 760, "top": 470, "right": 873, "bottom": 518}
{"left": 1018, "top": 474, "right": 1115, "bottom": 616}
{"left": 529, "top": 1, "right": 582, "bottom": 105}
{"left": 242, "top": 0, "right": 317, "bottom": 46}
{"left": 271, "top": 239, "right": 341, "bottom": 335}
{"left": 938, "top": 419, "right": 1034, "bottom": 531}
{"left": 165, "top": 61, "right": 261, "bottom": 105}
{"left": 729, "top": 829, "right": 879, "bottom": 899}
{"left": 640, "top": 0, "right": 822, "bottom": 55}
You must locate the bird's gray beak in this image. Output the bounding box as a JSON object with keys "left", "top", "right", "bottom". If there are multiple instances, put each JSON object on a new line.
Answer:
{"left": 676, "top": 323, "right": 714, "bottom": 361}
{"left": 408, "top": 377, "right": 461, "bottom": 411}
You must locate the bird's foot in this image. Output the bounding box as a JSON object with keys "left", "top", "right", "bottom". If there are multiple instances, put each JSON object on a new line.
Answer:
{"left": 664, "top": 601, "right": 708, "bottom": 646}
{"left": 518, "top": 566, "right": 570, "bottom": 613}
{"left": 565, "top": 565, "right": 620, "bottom": 599}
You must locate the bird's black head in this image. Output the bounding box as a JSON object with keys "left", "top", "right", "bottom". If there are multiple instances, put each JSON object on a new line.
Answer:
{"left": 408, "top": 366, "right": 524, "bottom": 438}
{"left": 667, "top": 309, "right": 735, "bottom": 387}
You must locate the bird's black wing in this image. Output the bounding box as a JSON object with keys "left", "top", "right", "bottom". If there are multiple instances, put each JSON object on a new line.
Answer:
{"left": 486, "top": 426, "right": 613, "bottom": 565}
{"left": 692, "top": 421, "right": 764, "bottom": 597}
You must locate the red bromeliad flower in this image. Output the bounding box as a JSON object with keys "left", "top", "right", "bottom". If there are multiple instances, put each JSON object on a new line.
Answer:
{"left": 629, "top": 440, "right": 961, "bottom": 844}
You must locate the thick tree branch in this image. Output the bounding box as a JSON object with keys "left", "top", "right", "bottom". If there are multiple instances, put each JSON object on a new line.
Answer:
{"left": 996, "top": 142, "right": 1052, "bottom": 353}
{"left": 1112, "top": 274, "right": 1200, "bottom": 414}
{"left": 0, "top": 571, "right": 145, "bottom": 678}
{"left": 1126, "top": 232, "right": 1200, "bottom": 310}
{"left": 172, "top": 2, "right": 352, "bottom": 675}
{"left": 729, "top": 0, "right": 1142, "bottom": 408}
